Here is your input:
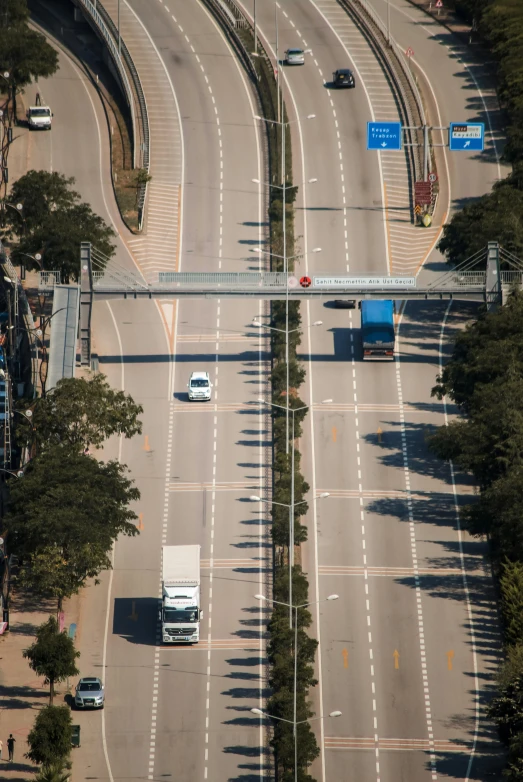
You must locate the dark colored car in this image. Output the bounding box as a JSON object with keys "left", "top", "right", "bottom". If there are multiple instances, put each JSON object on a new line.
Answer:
{"left": 333, "top": 69, "right": 355, "bottom": 88}
{"left": 334, "top": 300, "right": 356, "bottom": 309}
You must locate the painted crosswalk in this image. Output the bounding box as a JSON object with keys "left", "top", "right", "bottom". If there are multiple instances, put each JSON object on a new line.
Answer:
{"left": 325, "top": 736, "right": 471, "bottom": 753}
{"left": 201, "top": 558, "right": 269, "bottom": 569}
{"left": 316, "top": 488, "right": 428, "bottom": 499}
{"left": 169, "top": 481, "right": 256, "bottom": 493}
{"left": 160, "top": 639, "right": 264, "bottom": 651}
{"left": 319, "top": 565, "right": 464, "bottom": 577}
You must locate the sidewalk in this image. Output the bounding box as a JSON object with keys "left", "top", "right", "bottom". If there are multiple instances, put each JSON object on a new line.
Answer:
{"left": 0, "top": 591, "right": 81, "bottom": 779}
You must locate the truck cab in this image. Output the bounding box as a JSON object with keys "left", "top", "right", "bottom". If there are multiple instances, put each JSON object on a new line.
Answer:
{"left": 26, "top": 106, "right": 52, "bottom": 130}
{"left": 160, "top": 584, "right": 202, "bottom": 643}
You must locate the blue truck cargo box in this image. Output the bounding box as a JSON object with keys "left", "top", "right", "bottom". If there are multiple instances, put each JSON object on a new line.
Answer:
{"left": 361, "top": 300, "right": 395, "bottom": 360}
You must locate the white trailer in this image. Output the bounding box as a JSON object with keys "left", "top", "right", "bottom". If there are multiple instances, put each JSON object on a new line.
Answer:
{"left": 160, "top": 545, "right": 202, "bottom": 643}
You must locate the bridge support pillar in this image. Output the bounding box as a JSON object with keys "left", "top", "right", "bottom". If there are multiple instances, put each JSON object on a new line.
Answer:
{"left": 80, "top": 242, "right": 93, "bottom": 367}
{"left": 486, "top": 241, "right": 501, "bottom": 310}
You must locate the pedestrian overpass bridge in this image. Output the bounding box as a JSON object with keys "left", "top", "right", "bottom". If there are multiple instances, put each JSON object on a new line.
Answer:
{"left": 70, "top": 241, "right": 522, "bottom": 365}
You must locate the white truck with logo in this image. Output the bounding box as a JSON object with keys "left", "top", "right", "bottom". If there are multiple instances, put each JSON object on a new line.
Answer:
{"left": 160, "top": 545, "right": 202, "bottom": 644}
{"left": 26, "top": 105, "right": 53, "bottom": 130}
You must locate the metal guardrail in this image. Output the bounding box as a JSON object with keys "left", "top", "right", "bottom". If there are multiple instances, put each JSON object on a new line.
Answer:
{"left": 338, "top": 0, "right": 425, "bottom": 186}
{"left": 74, "top": 0, "right": 150, "bottom": 229}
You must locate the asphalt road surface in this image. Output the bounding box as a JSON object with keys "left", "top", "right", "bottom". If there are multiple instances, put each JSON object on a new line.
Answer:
{"left": 32, "top": 2, "right": 503, "bottom": 781}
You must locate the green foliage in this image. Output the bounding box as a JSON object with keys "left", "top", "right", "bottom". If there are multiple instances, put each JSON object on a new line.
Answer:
{"left": 23, "top": 617, "right": 79, "bottom": 704}
{"left": 8, "top": 170, "right": 80, "bottom": 234}
{"left": 26, "top": 705, "right": 72, "bottom": 767}
{"left": 500, "top": 562, "right": 523, "bottom": 647}
{"left": 0, "top": 0, "right": 30, "bottom": 26}
{"left": 432, "top": 291, "right": 523, "bottom": 413}
{"left": 12, "top": 202, "right": 116, "bottom": 281}
{"left": 8, "top": 446, "right": 139, "bottom": 605}
{"left": 35, "top": 764, "right": 71, "bottom": 782}
{"left": 437, "top": 186, "right": 523, "bottom": 266}
{"left": 16, "top": 373, "right": 143, "bottom": 453}
{"left": 0, "top": 25, "right": 58, "bottom": 91}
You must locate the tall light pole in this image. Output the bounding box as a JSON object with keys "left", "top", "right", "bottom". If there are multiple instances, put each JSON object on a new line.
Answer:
{"left": 253, "top": 113, "right": 316, "bottom": 453}
{"left": 252, "top": 592, "right": 340, "bottom": 782}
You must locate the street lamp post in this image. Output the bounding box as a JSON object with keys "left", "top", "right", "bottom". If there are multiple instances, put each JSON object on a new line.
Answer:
{"left": 253, "top": 395, "right": 331, "bottom": 623}
{"left": 254, "top": 111, "right": 316, "bottom": 452}
{"left": 251, "top": 589, "right": 340, "bottom": 782}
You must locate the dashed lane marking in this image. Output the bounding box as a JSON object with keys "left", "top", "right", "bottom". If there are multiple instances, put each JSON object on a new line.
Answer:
{"left": 312, "top": 0, "right": 441, "bottom": 274}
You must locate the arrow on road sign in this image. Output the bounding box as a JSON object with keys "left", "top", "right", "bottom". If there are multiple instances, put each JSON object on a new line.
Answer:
{"left": 393, "top": 649, "right": 400, "bottom": 669}
{"left": 464, "top": 140, "right": 471, "bottom": 148}
{"left": 381, "top": 142, "right": 387, "bottom": 147}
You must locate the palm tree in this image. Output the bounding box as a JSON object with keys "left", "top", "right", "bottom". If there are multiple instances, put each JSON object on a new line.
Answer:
{"left": 36, "top": 764, "right": 71, "bottom": 782}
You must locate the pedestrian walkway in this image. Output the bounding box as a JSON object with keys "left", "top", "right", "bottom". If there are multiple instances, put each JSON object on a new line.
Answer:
{"left": 0, "top": 592, "right": 81, "bottom": 779}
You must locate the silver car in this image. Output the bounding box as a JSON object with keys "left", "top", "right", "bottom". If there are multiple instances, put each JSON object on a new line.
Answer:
{"left": 75, "top": 677, "right": 105, "bottom": 709}
{"left": 285, "top": 48, "right": 305, "bottom": 65}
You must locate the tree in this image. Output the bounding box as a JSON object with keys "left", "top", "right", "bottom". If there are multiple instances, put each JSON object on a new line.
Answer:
{"left": 462, "top": 467, "right": 523, "bottom": 561}
{"left": 428, "top": 376, "right": 523, "bottom": 490}
{"left": 432, "top": 290, "right": 523, "bottom": 413}
{"left": 501, "top": 561, "right": 523, "bottom": 647}
{"left": 0, "top": 25, "right": 59, "bottom": 115}
{"left": 7, "top": 446, "right": 140, "bottom": 607}
{"left": 26, "top": 705, "right": 72, "bottom": 767}
{"left": 0, "top": 0, "right": 30, "bottom": 26}
{"left": 16, "top": 374, "right": 143, "bottom": 453}
{"left": 23, "top": 617, "right": 79, "bottom": 704}
{"left": 7, "top": 170, "right": 80, "bottom": 233}
{"left": 12, "top": 202, "right": 116, "bottom": 281}
{"left": 437, "top": 185, "right": 523, "bottom": 266}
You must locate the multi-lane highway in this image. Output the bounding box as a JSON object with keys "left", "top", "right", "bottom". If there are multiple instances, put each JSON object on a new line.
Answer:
{"left": 32, "top": 1, "right": 503, "bottom": 781}
{"left": 240, "top": 2, "right": 502, "bottom": 781}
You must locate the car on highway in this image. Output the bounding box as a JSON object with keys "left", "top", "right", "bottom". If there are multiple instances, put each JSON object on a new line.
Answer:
{"left": 333, "top": 300, "right": 356, "bottom": 309}
{"left": 75, "top": 677, "right": 105, "bottom": 709}
{"left": 333, "top": 68, "right": 355, "bottom": 88}
{"left": 187, "top": 371, "right": 212, "bottom": 401}
{"left": 285, "top": 48, "right": 305, "bottom": 65}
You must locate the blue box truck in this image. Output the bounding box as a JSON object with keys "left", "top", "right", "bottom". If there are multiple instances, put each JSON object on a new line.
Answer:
{"left": 361, "top": 300, "right": 395, "bottom": 360}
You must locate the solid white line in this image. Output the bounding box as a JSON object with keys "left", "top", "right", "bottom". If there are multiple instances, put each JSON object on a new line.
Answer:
{"left": 100, "top": 301, "right": 126, "bottom": 782}
{"left": 438, "top": 302, "right": 480, "bottom": 781}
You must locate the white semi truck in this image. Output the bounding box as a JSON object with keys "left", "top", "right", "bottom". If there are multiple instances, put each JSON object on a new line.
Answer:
{"left": 160, "top": 545, "right": 202, "bottom": 644}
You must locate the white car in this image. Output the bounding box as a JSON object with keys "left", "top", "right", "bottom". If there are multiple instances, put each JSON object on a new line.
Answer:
{"left": 285, "top": 48, "right": 305, "bottom": 65}
{"left": 187, "top": 371, "right": 212, "bottom": 401}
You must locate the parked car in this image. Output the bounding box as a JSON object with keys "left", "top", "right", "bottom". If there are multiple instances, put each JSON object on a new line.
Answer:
{"left": 285, "top": 48, "right": 305, "bottom": 65}
{"left": 187, "top": 371, "right": 212, "bottom": 402}
{"left": 333, "top": 68, "right": 355, "bottom": 88}
{"left": 75, "top": 677, "right": 105, "bottom": 709}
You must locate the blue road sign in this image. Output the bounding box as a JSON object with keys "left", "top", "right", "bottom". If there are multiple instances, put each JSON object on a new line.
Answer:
{"left": 449, "top": 122, "right": 485, "bottom": 151}
{"left": 367, "top": 121, "right": 402, "bottom": 151}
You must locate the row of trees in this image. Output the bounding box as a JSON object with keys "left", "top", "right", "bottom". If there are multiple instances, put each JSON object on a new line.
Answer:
{"left": 3, "top": 374, "right": 142, "bottom": 778}
{"left": 9, "top": 373, "right": 143, "bottom": 611}
{"left": 436, "top": 0, "right": 523, "bottom": 266}
{"left": 428, "top": 291, "right": 523, "bottom": 779}
{"left": 2, "top": 170, "right": 115, "bottom": 281}
{"left": 266, "top": 140, "right": 320, "bottom": 774}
